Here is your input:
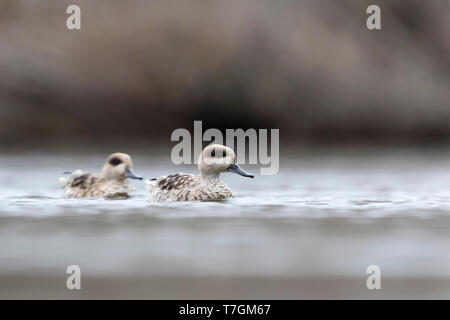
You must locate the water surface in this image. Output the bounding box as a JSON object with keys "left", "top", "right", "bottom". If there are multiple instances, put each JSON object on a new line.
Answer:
{"left": 1, "top": 150, "right": 449, "bottom": 299}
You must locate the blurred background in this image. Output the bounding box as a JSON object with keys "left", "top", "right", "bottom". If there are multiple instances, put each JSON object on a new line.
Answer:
{"left": 0, "top": 0, "right": 449, "bottom": 149}
{"left": 1, "top": 1, "right": 450, "bottom": 300}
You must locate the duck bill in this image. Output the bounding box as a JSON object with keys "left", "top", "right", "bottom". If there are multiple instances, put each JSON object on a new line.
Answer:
{"left": 126, "top": 168, "right": 143, "bottom": 180}
{"left": 227, "top": 163, "right": 254, "bottom": 178}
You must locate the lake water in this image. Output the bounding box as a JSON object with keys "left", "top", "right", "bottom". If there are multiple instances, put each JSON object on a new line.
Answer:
{"left": 1, "top": 149, "right": 449, "bottom": 299}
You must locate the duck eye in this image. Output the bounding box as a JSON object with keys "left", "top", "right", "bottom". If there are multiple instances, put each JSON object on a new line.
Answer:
{"left": 109, "top": 158, "right": 122, "bottom": 166}
{"left": 210, "top": 149, "right": 227, "bottom": 158}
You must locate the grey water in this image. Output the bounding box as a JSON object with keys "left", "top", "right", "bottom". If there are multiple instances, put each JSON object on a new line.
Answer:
{"left": 1, "top": 149, "right": 450, "bottom": 299}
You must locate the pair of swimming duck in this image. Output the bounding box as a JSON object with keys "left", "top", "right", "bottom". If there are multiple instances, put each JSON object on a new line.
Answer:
{"left": 59, "top": 144, "right": 254, "bottom": 202}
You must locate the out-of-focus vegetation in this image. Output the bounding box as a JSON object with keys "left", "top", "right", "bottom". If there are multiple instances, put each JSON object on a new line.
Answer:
{"left": 0, "top": 0, "right": 449, "bottom": 147}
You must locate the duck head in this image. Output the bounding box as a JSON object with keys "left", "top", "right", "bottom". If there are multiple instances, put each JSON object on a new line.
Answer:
{"left": 102, "top": 153, "right": 143, "bottom": 181}
{"left": 198, "top": 144, "right": 254, "bottom": 178}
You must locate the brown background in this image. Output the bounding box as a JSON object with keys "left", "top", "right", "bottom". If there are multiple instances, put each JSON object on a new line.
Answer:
{"left": 0, "top": 0, "right": 449, "bottom": 148}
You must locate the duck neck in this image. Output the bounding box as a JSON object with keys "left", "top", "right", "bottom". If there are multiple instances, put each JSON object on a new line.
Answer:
{"left": 201, "top": 172, "right": 221, "bottom": 184}
{"left": 101, "top": 171, "right": 126, "bottom": 182}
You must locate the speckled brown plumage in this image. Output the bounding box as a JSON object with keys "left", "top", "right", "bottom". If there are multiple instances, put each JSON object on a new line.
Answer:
{"left": 59, "top": 170, "right": 136, "bottom": 198}
{"left": 146, "top": 144, "right": 253, "bottom": 202}
{"left": 59, "top": 153, "right": 141, "bottom": 199}
{"left": 147, "top": 173, "right": 233, "bottom": 202}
